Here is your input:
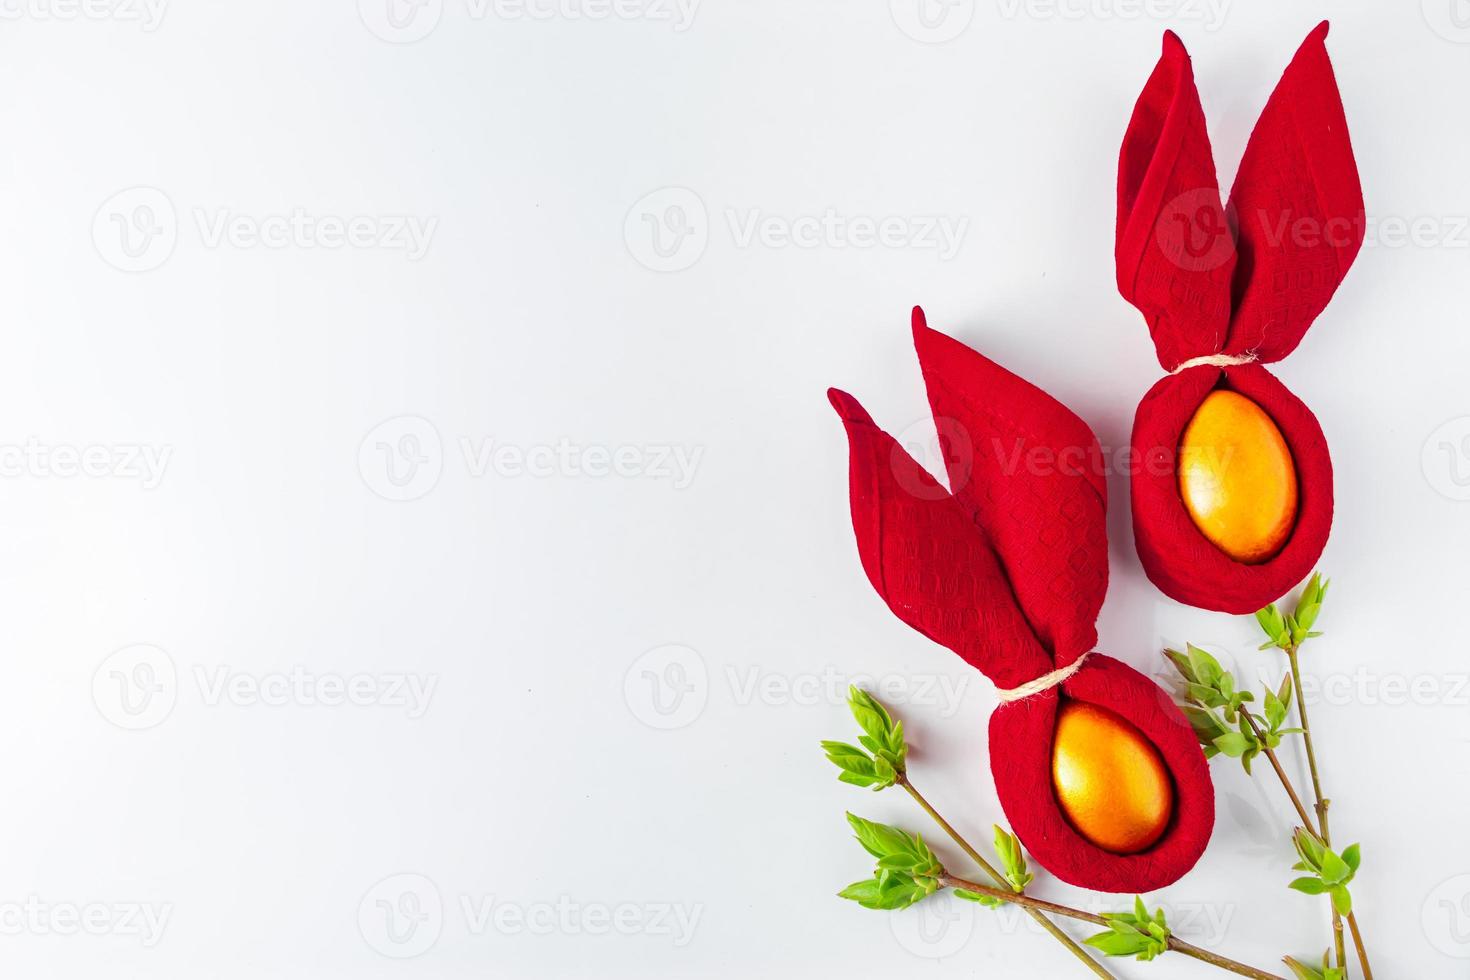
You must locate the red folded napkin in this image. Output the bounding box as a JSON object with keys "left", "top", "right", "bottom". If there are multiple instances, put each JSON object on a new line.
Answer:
{"left": 1117, "top": 22, "right": 1363, "bottom": 613}
{"left": 829, "top": 308, "right": 1213, "bottom": 892}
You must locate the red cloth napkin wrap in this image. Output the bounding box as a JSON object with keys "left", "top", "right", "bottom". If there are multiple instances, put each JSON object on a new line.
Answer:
{"left": 829, "top": 308, "right": 1213, "bottom": 893}
{"left": 1117, "top": 23, "right": 1363, "bottom": 613}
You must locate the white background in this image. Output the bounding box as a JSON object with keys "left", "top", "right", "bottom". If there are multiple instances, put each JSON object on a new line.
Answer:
{"left": 1, "top": 0, "right": 1468, "bottom": 977}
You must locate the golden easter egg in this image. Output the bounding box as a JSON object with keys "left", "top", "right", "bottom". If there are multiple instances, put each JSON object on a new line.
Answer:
{"left": 1051, "top": 701, "right": 1174, "bottom": 854}
{"left": 1178, "top": 389, "right": 1299, "bottom": 564}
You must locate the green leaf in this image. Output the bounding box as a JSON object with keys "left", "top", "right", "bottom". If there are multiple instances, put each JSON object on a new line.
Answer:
{"left": 1265, "top": 687, "right": 1287, "bottom": 730}
{"left": 1330, "top": 885, "right": 1352, "bottom": 917}
{"left": 888, "top": 719, "right": 908, "bottom": 762}
{"left": 1294, "top": 828, "right": 1326, "bottom": 870}
{"left": 1295, "top": 574, "right": 1329, "bottom": 634}
{"left": 1084, "top": 931, "right": 1141, "bottom": 956}
{"left": 1213, "top": 731, "right": 1251, "bottom": 758}
{"left": 820, "top": 739, "right": 868, "bottom": 761}
{"left": 1278, "top": 672, "right": 1293, "bottom": 711}
{"left": 1289, "top": 877, "right": 1328, "bottom": 895}
{"left": 1318, "top": 850, "right": 1351, "bottom": 886}
{"left": 1183, "top": 706, "right": 1228, "bottom": 741}
{"left": 954, "top": 888, "right": 1004, "bottom": 909}
{"left": 877, "top": 853, "right": 923, "bottom": 871}
{"left": 848, "top": 687, "right": 893, "bottom": 740}
{"left": 846, "top": 813, "right": 914, "bottom": 861}
{"left": 990, "top": 825, "right": 1031, "bottom": 891}
{"left": 1284, "top": 955, "right": 1325, "bottom": 980}
{"left": 838, "top": 878, "right": 884, "bottom": 907}
{"left": 1085, "top": 899, "right": 1170, "bottom": 961}
{"left": 1341, "top": 843, "right": 1361, "bottom": 873}
{"left": 829, "top": 754, "right": 878, "bottom": 778}
{"left": 844, "top": 687, "right": 907, "bottom": 778}
{"left": 1187, "top": 682, "right": 1221, "bottom": 706}
{"left": 1187, "top": 644, "right": 1222, "bottom": 686}
{"left": 836, "top": 771, "right": 883, "bottom": 789}
{"left": 1285, "top": 950, "right": 1342, "bottom": 980}
{"left": 844, "top": 814, "right": 942, "bottom": 882}
{"left": 878, "top": 883, "right": 923, "bottom": 910}
{"left": 1256, "top": 604, "right": 1284, "bottom": 639}
{"left": 1163, "top": 648, "right": 1195, "bottom": 682}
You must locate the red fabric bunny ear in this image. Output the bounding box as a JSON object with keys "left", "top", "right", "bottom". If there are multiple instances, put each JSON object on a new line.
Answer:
{"left": 1116, "top": 31, "right": 1235, "bottom": 372}
{"left": 1226, "top": 21, "right": 1365, "bottom": 361}
{"left": 909, "top": 308, "right": 1107, "bottom": 667}
{"left": 827, "top": 387, "right": 1053, "bottom": 691}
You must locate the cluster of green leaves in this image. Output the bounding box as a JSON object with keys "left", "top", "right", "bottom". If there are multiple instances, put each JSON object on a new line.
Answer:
{"left": 991, "top": 825, "right": 1033, "bottom": 892}
{"left": 1257, "top": 573, "right": 1329, "bottom": 651}
{"left": 837, "top": 813, "right": 944, "bottom": 911}
{"left": 952, "top": 826, "right": 1032, "bottom": 909}
{"left": 820, "top": 687, "right": 908, "bottom": 791}
{"left": 1165, "top": 644, "right": 1300, "bottom": 773}
{"left": 1082, "top": 897, "right": 1172, "bottom": 962}
{"left": 1289, "top": 828, "right": 1360, "bottom": 916}
{"left": 1284, "top": 950, "right": 1345, "bottom": 980}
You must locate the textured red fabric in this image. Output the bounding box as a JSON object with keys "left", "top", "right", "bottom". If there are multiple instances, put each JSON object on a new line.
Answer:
{"left": 830, "top": 308, "right": 1214, "bottom": 893}
{"left": 1116, "top": 23, "right": 1363, "bottom": 613}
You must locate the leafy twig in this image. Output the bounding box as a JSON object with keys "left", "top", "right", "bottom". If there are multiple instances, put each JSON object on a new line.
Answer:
{"left": 823, "top": 688, "right": 1113, "bottom": 977}
{"left": 835, "top": 813, "right": 1286, "bottom": 980}
{"left": 1256, "top": 578, "right": 1373, "bottom": 980}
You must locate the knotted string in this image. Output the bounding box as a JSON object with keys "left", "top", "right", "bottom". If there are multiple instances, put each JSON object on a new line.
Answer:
{"left": 994, "top": 652, "right": 1094, "bottom": 703}
{"left": 1168, "top": 351, "right": 1258, "bottom": 375}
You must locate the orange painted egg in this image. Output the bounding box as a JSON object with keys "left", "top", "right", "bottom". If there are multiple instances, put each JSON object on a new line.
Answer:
{"left": 1051, "top": 701, "right": 1173, "bottom": 854}
{"left": 1178, "top": 389, "right": 1299, "bottom": 564}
